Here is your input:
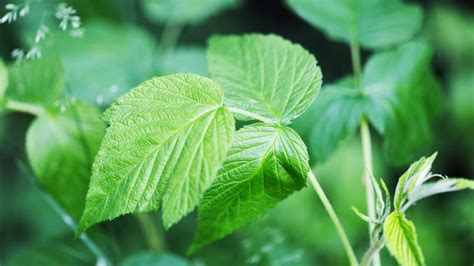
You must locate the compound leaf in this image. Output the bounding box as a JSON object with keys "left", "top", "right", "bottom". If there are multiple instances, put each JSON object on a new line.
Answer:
{"left": 78, "top": 74, "right": 234, "bottom": 233}
{"left": 190, "top": 124, "right": 309, "bottom": 252}
{"left": 208, "top": 34, "right": 322, "bottom": 124}
{"left": 6, "top": 57, "right": 64, "bottom": 107}
{"left": 143, "top": 0, "right": 239, "bottom": 25}
{"left": 286, "top": 0, "right": 423, "bottom": 49}
{"left": 26, "top": 100, "right": 105, "bottom": 219}
{"left": 384, "top": 212, "right": 424, "bottom": 266}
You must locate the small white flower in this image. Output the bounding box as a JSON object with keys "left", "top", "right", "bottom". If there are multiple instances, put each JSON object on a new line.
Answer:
{"left": 19, "top": 4, "right": 29, "bottom": 17}
{"left": 11, "top": 48, "right": 25, "bottom": 61}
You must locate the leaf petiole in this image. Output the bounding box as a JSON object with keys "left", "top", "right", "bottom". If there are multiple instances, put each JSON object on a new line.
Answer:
{"left": 226, "top": 106, "right": 275, "bottom": 124}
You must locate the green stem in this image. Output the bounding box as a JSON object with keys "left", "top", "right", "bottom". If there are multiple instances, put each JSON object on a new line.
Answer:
{"left": 158, "top": 20, "right": 184, "bottom": 54}
{"left": 350, "top": 38, "right": 380, "bottom": 266}
{"left": 5, "top": 99, "right": 43, "bottom": 116}
{"left": 136, "top": 213, "right": 164, "bottom": 252}
{"left": 361, "top": 239, "right": 385, "bottom": 266}
{"left": 308, "top": 170, "right": 359, "bottom": 266}
{"left": 226, "top": 106, "right": 275, "bottom": 124}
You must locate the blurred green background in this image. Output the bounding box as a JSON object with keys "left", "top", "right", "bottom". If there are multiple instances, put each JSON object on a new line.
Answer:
{"left": 0, "top": 0, "right": 473, "bottom": 265}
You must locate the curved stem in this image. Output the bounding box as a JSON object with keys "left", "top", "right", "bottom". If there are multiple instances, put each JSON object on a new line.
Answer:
{"left": 226, "top": 106, "right": 275, "bottom": 124}
{"left": 5, "top": 99, "right": 43, "bottom": 116}
{"left": 308, "top": 170, "right": 359, "bottom": 266}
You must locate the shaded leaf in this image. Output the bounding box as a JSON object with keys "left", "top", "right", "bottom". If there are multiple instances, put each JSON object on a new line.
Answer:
{"left": 142, "top": 0, "right": 239, "bottom": 25}
{"left": 286, "top": 0, "right": 423, "bottom": 49}
{"left": 78, "top": 74, "right": 234, "bottom": 234}
{"left": 50, "top": 20, "right": 156, "bottom": 106}
{"left": 158, "top": 46, "right": 208, "bottom": 76}
{"left": 0, "top": 59, "right": 7, "bottom": 98}
{"left": 208, "top": 34, "right": 322, "bottom": 124}
{"left": 190, "top": 124, "right": 309, "bottom": 252}
{"left": 384, "top": 212, "right": 424, "bottom": 266}
{"left": 6, "top": 57, "right": 64, "bottom": 106}
{"left": 26, "top": 100, "right": 105, "bottom": 219}
{"left": 119, "top": 252, "right": 189, "bottom": 266}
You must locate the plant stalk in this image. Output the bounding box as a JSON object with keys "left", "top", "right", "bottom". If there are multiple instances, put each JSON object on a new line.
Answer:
{"left": 308, "top": 170, "right": 359, "bottom": 266}
{"left": 226, "top": 106, "right": 275, "bottom": 124}
{"left": 361, "top": 239, "right": 385, "bottom": 266}
{"left": 136, "top": 213, "right": 164, "bottom": 252}
{"left": 158, "top": 20, "right": 184, "bottom": 54}
{"left": 5, "top": 99, "right": 43, "bottom": 116}
{"left": 350, "top": 37, "right": 380, "bottom": 266}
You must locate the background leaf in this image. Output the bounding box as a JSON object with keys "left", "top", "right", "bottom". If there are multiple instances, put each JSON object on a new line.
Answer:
{"left": 0, "top": 59, "right": 7, "bottom": 99}
{"left": 49, "top": 20, "right": 156, "bottom": 106}
{"left": 6, "top": 57, "right": 64, "bottom": 107}
{"left": 384, "top": 212, "right": 425, "bottom": 266}
{"left": 78, "top": 73, "right": 234, "bottom": 233}
{"left": 142, "top": 0, "right": 239, "bottom": 25}
{"left": 286, "top": 0, "right": 423, "bottom": 49}
{"left": 157, "top": 46, "right": 208, "bottom": 76}
{"left": 119, "top": 252, "right": 189, "bottom": 266}
{"left": 208, "top": 34, "right": 322, "bottom": 124}
{"left": 26, "top": 100, "right": 105, "bottom": 219}
{"left": 190, "top": 124, "right": 309, "bottom": 252}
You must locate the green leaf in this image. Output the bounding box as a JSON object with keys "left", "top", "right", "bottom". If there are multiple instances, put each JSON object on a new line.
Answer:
{"left": 393, "top": 153, "right": 437, "bottom": 211}
{"left": 208, "top": 34, "right": 322, "bottom": 124}
{"left": 119, "top": 252, "right": 189, "bottom": 266}
{"left": 190, "top": 124, "right": 309, "bottom": 253}
{"left": 142, "top": 0, "right": 239, "bottom": 25}
{"left": 78, "top": 73, "right": 234, "bottom": 234}
{"left": 408, "top": 178, "right": 474, "bottom": 204}
{"left": 296, "top": 85, "right": 366, "bottom": 162}
{"left": 26, "top": 100, "right": 105, "bottom": 219}
{"left": 158, "top": 46, "right": 208, "bottom": 76}
{"left": 0, "top": 59, "right": 7, "bottom": 98}
{"left": 6, "top": 57, "right": 64, "bottom": 106}
{"left": 286, "top": 0, "right": 423, "bottom": 49}
{"left": 384, "top": 212, "right": 425, "bottom": 266}
{"left": 49, "top": 19, "right": 156, "bottom": 106}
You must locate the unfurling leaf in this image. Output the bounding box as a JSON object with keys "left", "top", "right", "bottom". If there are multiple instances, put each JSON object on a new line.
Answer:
{"left": 393, "top": 153, "right": 437, "bottom": 211}
{"left": 77, "top": 74, "right": 235, "bottom": 234}
{"left": 384, "top": 212, "right": 424, "bottom": 266}
{"left": 190, "top": 124, "right": 309, "bottom": 253}
{"left": 286, "top": 0, "right": 423, "bottom": 49}
{"left": 408, "top": 178, "right": 474, "bottom": 204}
{"left": 26, "top": 100, "right": 105, "bottom": 219}
{"left": 208, "top": 34, "right": 322, "bottom": 124}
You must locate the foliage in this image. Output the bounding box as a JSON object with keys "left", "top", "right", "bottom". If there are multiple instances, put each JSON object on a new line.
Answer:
{"left": 286, "top": 0, "right": 423, "bottom": 49}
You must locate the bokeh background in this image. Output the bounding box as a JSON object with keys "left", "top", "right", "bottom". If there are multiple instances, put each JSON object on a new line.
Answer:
{"left": 0, "top": 0, "right": 473, "bottom": 265}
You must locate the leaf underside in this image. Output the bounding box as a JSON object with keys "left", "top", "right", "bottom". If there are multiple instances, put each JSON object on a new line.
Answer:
{"left": 208, "top": 34, "right": 322, "bottom": 124}
{"left": 384, "top": 212, "right": 425, "bottom": 266}
{"left": 190, "top": 123, "right": 310, "bottom": 253}
{"left": 286, "top": 0, "right": 423, "bottom": 49}
{"left": 77, "top": 73, "right": 235, "bottom": 234}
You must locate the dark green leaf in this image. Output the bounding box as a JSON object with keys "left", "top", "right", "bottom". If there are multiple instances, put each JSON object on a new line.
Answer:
{"left": 142, "top": 0, "right": 239, "bottom": 25}
{"left": 78, "top": 74, "right": 235, "bottom": 234}
{"left": 208, "top": 34, "right": 322, "bottom": 124}
{"left": 286, "top": 0, "right": 423, "bottom": 49}
{"left": 26, "top": 100, "right": 105, "bottom": 219}
{"left": 190, "top": 124, "right": 309, "bottom": 252}
{"left": 119, "top": 252, "right": 189, "bottom": 266}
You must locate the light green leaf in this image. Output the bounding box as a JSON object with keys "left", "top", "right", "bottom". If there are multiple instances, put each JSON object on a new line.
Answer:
{"left": 190, "top": 124, "right": 309, "bottom": 252}
{"left": 26, "top": 100, "right": 105, "bottom": 219}
{"left": 6, "top": 57, "right": 64, "bottom": 106}
{"left": 384, "top": 212, "right": 424, "bottom": 266}
{"left": 78, "top": 73, "right": 234, "bottom": 234}
{"left": 49, "top": 19, "right": 156, "bottom": 106}
{"left": 208, "top": 34, "right": 322, "bottom": 124}
{"left": 158, "top": 46, "right": 208, "bottom": 76}
{"left": 119, "top": 252, "right": 189, "bottom": 266}
{"left": 0, "top": 59, "right": 7, "bottom": 98}
{"left": 408, "top": 178, "right": 474, "bottom": 204}
{"left": 142, "top": 0, "right": 239, "bottom": 25}
{"left": 286, "top": 0, "right": 423, "bottom": 49}
{"left": 393, "top": 153, "right": 437, "bottom": 211}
